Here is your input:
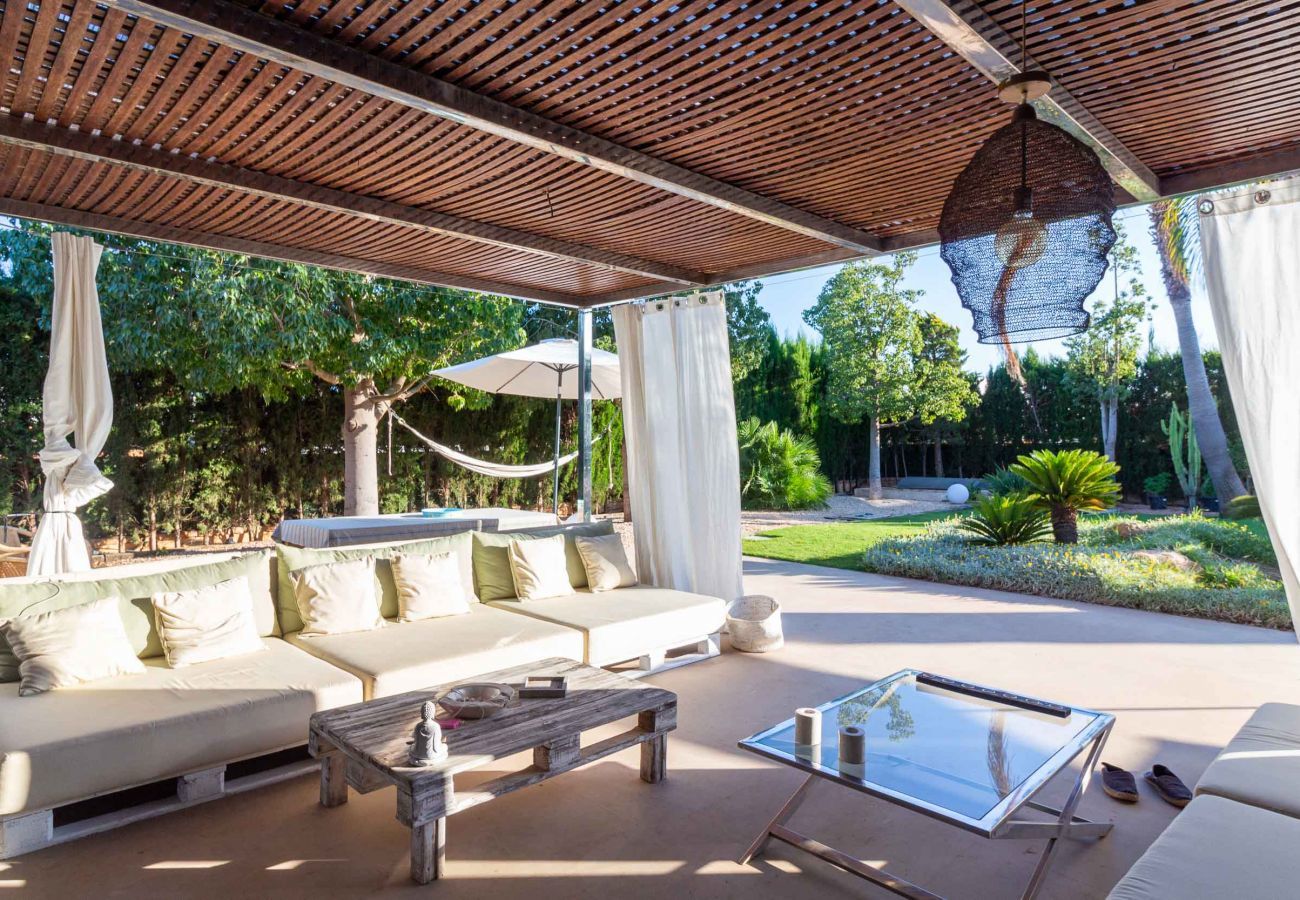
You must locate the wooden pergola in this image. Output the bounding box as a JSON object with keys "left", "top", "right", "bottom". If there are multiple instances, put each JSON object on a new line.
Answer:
{"left": 0, "top": 0, "right": 1296, "bottom": 309}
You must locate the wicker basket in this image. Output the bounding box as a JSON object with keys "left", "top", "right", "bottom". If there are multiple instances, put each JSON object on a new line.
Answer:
{"left": 726, "top": 595, "right": 783, "bottom": 653}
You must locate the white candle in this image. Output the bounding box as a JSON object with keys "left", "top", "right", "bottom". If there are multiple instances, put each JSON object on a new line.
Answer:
{"left": 794, "top": 707, "right": 822, "bottom": 746}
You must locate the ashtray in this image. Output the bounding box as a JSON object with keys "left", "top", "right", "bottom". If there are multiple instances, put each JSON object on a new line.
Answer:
{"left": 519, "top": 676, "right": 568, "bottom": 699}
{"left": 436, "top": 682, "right": 516, "bottom": 719}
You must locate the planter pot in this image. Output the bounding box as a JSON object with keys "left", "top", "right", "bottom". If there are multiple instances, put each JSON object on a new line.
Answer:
{"left": 1198, "top": 497, "right": 1220, "bottom": 513}
{"left": 726, "top": 595, "right": 783, "bottom": 653}
{"left": 1147, "top": 494, "right": 1168, "bottom": 510}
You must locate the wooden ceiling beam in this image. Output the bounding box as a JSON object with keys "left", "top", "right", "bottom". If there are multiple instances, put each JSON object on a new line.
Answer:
{"left": 0, "top": 116, "right": 706, "bottom": 286}
{"left": 1158, "top": 146, "right": 1300, "bottom": 198}
{"left": 0, "top": 197, "right": 587, "bottom": 306}
{"left": 101, "top": 0, "right": 884, "bottom": 254}
{"left": 892, "top": 0, "right": 1163, "bottom": 203}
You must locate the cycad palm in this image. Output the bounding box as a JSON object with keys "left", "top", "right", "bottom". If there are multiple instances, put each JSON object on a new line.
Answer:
{"left": 1010, "top": 449, "right": 1121, "bottom": 543}
{"left": 1148, "top": 198, "right": 1246, "bottom": 502}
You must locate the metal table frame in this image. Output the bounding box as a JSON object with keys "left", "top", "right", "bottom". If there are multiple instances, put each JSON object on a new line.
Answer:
{"left": 737, "top": 671, "right": 1115, "bottom": 900}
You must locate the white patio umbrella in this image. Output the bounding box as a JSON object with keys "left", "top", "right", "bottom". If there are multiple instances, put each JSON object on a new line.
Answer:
{"left": 27, "top": 233, "right": 114, "bottom": 576}
{"left": 434, "top": 339, "right": 621, "bottom": 514}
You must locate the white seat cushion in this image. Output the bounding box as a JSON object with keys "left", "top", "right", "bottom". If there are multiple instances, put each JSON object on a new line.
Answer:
{"left": 1107, "top": 795, "right": 1300, "bottom": 899}
{"left": 1195, "top": 702, "right": 1300, "bottom": 818}
{"left": 286, "top": 605, "right": 583, "bottom": 700}
{"left": 489, "top": 586, "right": 725, "bottom": 666}
{"left": 0, "top": 639, "right": 361, "bottom": 816}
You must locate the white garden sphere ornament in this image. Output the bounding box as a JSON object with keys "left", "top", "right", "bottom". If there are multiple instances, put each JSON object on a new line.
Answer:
{"left": 946, "top": 483, "right": 971, "bottom": 504}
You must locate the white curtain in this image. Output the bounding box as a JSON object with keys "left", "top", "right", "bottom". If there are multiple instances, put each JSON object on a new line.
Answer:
{"left": 1199, "top": 182, "right": 1300, "bottom": 632}
{"left": 27, "top": 234, "right": 114, "bottom": 576}
{"left": 613, "top": 292, "right": 743, "bottom": 602}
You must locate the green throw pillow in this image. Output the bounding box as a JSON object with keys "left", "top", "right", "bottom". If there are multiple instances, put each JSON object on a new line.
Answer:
{"left": 472, "top": 521, "right": 615, "bottom": 601}
{"left": 0, "top": 550, "right": 276, "bottom": 682}
{"left": 275, "top": 532, "right": 472, "bottom": 634}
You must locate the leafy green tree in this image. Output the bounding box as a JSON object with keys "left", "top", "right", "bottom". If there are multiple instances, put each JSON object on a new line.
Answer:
{"left": 802, "top": 255, "right": 922, "bottom": 498}
{"left": 913, "top": 313, "right": 979, "bottom": 476}
{"left": 0, "top": 223, "right": 525, "bottom": 516}
{"left": 1149, "top": 198, "right": 1246, "bottom": 501}
{"left": 0, "top": 287, "right": 44, "bottom": 516}
{"left": 1066, "top": 225, "right": 1151, "bottom": 460}
{"left": 723, "top": 280, "right": 773, "bottom": 384}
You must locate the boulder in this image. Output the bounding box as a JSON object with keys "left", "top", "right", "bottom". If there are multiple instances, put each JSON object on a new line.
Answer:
{"left": 1131, "top": 549, "right": 1200, "bottom": 572}
{"left": 1112, "top": 521, "right": 1153, "bottom": 540}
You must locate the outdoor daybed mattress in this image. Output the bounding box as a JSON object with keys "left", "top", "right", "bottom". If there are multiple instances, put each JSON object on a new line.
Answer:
{"left": 286, "top": 604, "right": 584, "bottom": 700}
{"left": 488, "top": 586, "right": 726, "bottom": 667}
{"left": 1108, "top": 794, "right": 1300, "bottom": 900}
{"left": 0, "top": 638, "right": 361, "bottom": 816}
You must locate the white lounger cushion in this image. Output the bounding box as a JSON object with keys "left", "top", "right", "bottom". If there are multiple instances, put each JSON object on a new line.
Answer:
{"left": 1107, "top": 795, "right": 1300, "bottom": 900}
{"left": 0, "top": 639, "right": 361, "bottom": 816}
{"left": 489, "top": 586, "right": 725, "bottom": 666}
{"left": 1194, "top": 702, "right": 1300, "bottom": 818}
{"left": 286, "top": 604, "right": 583, "bottom": 700}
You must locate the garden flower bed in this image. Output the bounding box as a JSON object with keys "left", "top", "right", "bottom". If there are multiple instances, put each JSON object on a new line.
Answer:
{"left": 861, "top": 514, "right": 1289, "bottom": 629}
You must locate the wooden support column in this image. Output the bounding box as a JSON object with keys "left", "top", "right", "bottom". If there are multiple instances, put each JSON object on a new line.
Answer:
{"left": 576, "top": 309, "right": 594, "bottom": 521}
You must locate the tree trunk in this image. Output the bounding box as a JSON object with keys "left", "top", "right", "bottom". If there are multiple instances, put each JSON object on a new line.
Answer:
{"left": 933, "top": 433, "right": 945, "bottom": 478}
{"left": 1164, "top": 257, "right": 1247, "bottom": 502}
{"left": 1050, "top": 504, "right": 1079, "bottom": 544}
{"left": 343, "top": 381, "right": 382, "bottom": 516}
{"left": 867, "top": 417, "right": 883, "bottom": 499}
{"left": 1100, "top": 394, "right": 1119, "bottom": 462}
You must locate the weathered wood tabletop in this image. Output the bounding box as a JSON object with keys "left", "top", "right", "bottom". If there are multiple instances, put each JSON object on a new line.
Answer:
{"left": 308, "top": 656, "right": 678, "bottom": 884}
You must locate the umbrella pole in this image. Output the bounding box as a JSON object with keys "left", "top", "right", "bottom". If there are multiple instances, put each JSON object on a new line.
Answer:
{"left": 552, "top": 374, "right": 562, "bottom": 517}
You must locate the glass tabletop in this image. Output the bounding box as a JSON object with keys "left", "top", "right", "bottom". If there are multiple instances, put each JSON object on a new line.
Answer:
{"left": 739, "top": 670, "right": 1112, "bottom": 833}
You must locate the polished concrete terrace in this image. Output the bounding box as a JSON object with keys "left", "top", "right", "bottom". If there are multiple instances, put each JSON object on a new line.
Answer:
{"left": 11, "top": 558, "right": 1299, "bottom": 899}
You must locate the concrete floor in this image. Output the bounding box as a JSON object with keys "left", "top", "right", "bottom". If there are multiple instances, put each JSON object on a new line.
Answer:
{"left": 9, "top": 559, "right": 1300, "bottom": 899}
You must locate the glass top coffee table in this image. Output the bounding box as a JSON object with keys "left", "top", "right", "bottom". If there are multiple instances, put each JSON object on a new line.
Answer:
{"left": 738, "top": 669, "right": 1115, "bottom": 899}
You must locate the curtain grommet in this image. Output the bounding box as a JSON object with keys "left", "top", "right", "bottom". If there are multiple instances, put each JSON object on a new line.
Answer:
{"left": 1198, "top": 199, "right": 1215, "bottom": 215}
{"left": 1255, "top": 190, "right": 1272, "bottom": 205}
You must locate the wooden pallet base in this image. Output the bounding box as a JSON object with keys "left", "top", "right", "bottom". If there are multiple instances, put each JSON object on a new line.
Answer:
{"left": 0, "top": 758, "right": 318, "bottom": 860}
{"left": 624, "top": 632, "right": 721, "bottom": 678}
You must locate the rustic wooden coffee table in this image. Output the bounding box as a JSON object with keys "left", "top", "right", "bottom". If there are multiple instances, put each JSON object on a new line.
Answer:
{"left": 308, "top": 657, "right": 677, "bottom": 884}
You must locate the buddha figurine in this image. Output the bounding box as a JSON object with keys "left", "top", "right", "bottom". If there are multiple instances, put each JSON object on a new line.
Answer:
{"left": 408, "top": 700, "right": 447, "bottom": 766}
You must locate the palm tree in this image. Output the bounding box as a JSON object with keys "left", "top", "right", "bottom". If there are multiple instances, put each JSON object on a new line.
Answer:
{"left": 1149, "top": 199, "right": 1246, "bottom": 502}
{"left": 1011, "top": 449, "right": 1121, "bottom": 544}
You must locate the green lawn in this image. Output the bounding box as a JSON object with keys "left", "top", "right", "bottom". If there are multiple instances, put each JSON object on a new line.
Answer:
{"left": 742, "top": 510, "right": 960, "bottom": 570}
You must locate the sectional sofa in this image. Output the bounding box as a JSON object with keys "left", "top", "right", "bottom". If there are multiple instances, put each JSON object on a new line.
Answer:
{"left": 0, "top": 521, "right": 726, "bottom": 858}
{"left": 1107, "top": 702, "right": 1300, "bottom": 898}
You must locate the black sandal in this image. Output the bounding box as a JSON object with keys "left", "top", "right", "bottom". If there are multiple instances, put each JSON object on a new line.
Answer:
{"left": 1100, "top": 763, "right": 1139, "bottom": 802}
{"left": 1144, "top": 764, "right": 1193, "bottom": 808}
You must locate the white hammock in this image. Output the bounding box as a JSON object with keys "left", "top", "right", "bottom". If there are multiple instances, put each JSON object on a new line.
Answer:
{"left": 390, "top": 410, "right": 581, "bottom": 479}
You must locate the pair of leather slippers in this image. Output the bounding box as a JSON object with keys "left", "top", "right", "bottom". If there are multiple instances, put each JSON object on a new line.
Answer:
{"left": 1101, "top": 763, "right": 1193, "bottom": 808}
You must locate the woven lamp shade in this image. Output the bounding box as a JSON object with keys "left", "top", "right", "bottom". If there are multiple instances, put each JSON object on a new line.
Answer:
{"left": 940, "top": 104, "right": 1117, "bottom": 344}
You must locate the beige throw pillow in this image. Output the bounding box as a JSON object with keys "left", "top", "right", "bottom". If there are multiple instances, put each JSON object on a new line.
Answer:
{"left": 507, "top": 535, "right": 573, "bottom": 601}
{"left": 575, "top": 534, "right": 637, "bottom": 591}
{"left": 0, "top": 596, "right": 145, "bottom": 696}
{"left": 151, "top": 575, "right": 265, "bottom": 668}
{"left": 391, "top": 552, "right": 471, "bottom": 622}
{"left": 290, "top": 557, "right": 385, "bottom": 636}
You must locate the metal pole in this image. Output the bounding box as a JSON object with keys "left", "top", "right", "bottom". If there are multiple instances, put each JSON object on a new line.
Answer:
{"left": 552, "top": 369, "right": 563, "bottom": 517}
{"left": 576, "top": 310, "right": 594, "bottom": 521}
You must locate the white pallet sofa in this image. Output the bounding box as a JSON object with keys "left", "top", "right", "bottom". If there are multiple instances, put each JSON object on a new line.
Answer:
{"left": 1107, "top": 703, "right": 1300, "bottom": 899}
{"left": 0, "top": 521, "right": 725, "bottom": 858}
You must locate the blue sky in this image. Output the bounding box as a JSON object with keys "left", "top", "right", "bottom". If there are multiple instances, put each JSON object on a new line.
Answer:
{"left": 755, "top": 205, "right": 1219, "bottom": 374}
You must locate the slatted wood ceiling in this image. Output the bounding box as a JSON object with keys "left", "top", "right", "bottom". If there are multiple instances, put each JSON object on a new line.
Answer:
{"left": 0, "top": 0, "right": 1296, "bottom": 306}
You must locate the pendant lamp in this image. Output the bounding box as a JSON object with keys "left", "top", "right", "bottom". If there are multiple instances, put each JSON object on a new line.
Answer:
{"left": 939, "top": 6, "right": 1116, "bottom": 344}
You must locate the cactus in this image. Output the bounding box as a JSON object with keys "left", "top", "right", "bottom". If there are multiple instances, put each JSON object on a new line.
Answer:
{"left": 1161, "top": 404, "right": 1202, "bottom": 507}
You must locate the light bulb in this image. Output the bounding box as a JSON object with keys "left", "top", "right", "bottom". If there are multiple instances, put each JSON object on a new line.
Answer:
{"left": 994, "top": 210, "right": 1048, "bottom": 269}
